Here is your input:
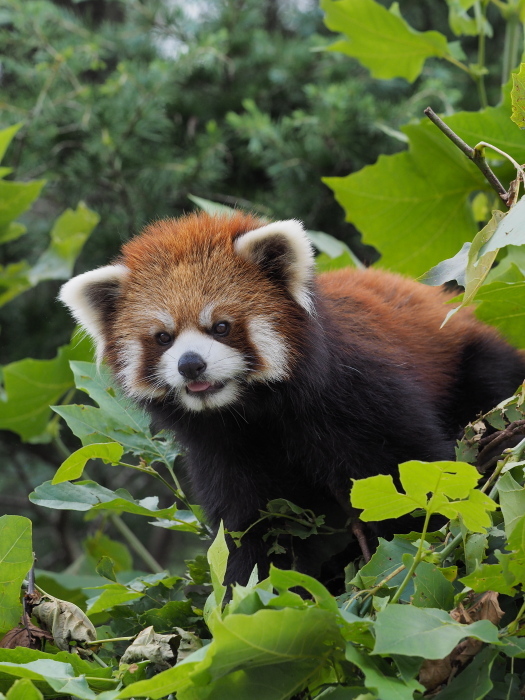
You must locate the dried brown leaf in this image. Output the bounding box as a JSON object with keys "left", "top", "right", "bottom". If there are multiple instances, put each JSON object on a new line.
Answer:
{"left": 418, "top": 657, "right": 452, "bottom": 691}
{"left": 0, "top": 621, "right": 52, "bottom": 650}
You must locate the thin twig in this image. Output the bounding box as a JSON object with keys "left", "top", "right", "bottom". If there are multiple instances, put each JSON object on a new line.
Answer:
{"left": 424, "top": 107, "right": 509, "bottom": 204}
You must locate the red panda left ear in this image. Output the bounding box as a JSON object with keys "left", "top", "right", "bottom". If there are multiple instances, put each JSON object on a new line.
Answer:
{"left": 234, "top": 220, "right": 315, "bottom": 313}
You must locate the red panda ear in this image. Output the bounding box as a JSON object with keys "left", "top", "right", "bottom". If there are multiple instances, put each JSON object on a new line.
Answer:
{"left": 233, "top": 220, "right": 315, "bottom": 313}
{"left": 59, "top": 265, "right": 128, "bottom": 361}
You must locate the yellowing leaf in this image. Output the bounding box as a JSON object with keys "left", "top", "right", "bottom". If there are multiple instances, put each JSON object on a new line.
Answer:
{"left": 351, "top": 460, "right": 494, "bottom": 532}
{"left": 350, "top": 474, "right": 417, "bottom": 521}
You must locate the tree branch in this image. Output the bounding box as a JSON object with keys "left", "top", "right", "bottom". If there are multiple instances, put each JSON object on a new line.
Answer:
{"left": 424, "top": 107, "right": 509, "bottom": 205}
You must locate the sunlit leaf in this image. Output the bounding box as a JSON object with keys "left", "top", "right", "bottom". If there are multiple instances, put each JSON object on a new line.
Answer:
{"left": 321, "top": 0, "right": 451, "bottom": 83}
{"left": 52, "top": 443, "right": 124, "bottom": 484}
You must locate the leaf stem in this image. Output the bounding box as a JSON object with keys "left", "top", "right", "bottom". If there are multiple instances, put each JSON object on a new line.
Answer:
{"left": 424, "top": 107, "right": 509, "bottom": 204}
{"left": 437, "top": 531, "right": 463, "bottom": 563}
{"left": 474, "top": 1, "right": 488, "bottom": 108}
{"left": 360, "top": 564, "right": 406, "bottom": 604}
{"left": 109, "top": 514, "right": 165, "bottom": 574}
{"left": 508, "top": 596, "right": 525, "bottom": 635}
{"left": 390, "top": 509, "right": 432, "bottom": 605}
{"left": 85, "top": 635, "right": 136, "bottom": 645}
{"left": 119, "top": 461, "right": 182, "bottom": 500}
{"left": 90, "top": 652, "right": 108, "bottom": 668}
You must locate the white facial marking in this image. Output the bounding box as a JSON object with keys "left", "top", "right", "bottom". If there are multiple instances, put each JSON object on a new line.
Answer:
{"left": 59, "top": 264, "right": 129, "bottom": 363}
{"left": 247, "top": 316, "right": 289, "bottom": 381}
{"left": 199, "top": 303, "right": 216, "bottom": 328}
{"left": 234, "top": 220, "right": 315, "bottom": 314}
{"left": 117, "top": 339, "right": 165, "bottom": 400}
{"left": 152, "top": 310, "right": 175, "bottom": 332}
{"left": 158, "top": 329, "right": 246, "bottom": 411}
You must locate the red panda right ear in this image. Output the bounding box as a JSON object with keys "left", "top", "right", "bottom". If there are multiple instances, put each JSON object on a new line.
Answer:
{"left": 234, "top": 220, "right": 315, "bottom": 314}
{"left": 59, "top": 265, "right": 128, "bottom": 361}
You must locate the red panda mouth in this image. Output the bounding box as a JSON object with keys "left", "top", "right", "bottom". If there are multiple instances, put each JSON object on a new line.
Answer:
{"left": 185, "top": 380, "right": 226, "bottom": 395}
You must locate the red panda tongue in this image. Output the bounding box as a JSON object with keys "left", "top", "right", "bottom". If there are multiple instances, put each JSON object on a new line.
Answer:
{"left": 187, "top": 381, "right": 213, "bottom": 393}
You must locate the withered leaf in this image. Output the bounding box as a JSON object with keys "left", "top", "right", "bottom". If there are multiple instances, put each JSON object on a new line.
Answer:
{"left": 120, "top": 626, "right": 179, "bottom": 670}
{"left": 31, "top": 591, "right": 97, "bottom": 655}
{"left": 174, "top": 627, "right": 202, "bottom": 663}
{"left": 0, "top": 621, "right": 52, "bottom": 650}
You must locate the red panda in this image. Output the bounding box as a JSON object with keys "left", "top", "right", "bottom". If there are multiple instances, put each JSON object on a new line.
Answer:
{"left": 60, "top": 211, "right": 525, "bottom": 585}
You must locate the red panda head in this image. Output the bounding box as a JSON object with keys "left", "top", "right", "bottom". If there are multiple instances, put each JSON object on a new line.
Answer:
{"left": 59, "top": 212, "right": 316, "bottom": 411}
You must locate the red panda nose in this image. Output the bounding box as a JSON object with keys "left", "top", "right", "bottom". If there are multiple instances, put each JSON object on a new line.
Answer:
{"left": 178, "top": 352, "right": 207, "bottom": 380}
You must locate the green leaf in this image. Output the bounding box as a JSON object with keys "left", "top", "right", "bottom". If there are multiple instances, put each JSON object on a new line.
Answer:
{"left": 460, "top": 561, "right": 518, "bottom": 595}
{"left": 269, "top": 567, "right": 338, "bottom": 612}
{"left": 29, "top": 480, "right": 179, "bottom": 518}
{"left": 0, "top": 261, "right": 31, "bottom": 307}
{"left": 208, "top": 522, "right": 228, "bottom": 609}
{"left": 307, "top": 229, "right": 361, "bottom": 269}
{"left": 325, "top": 93, "right": 525, "bottom": 276}
{"left": 478, "top": 199, "right": 525, "bottom": 257}
{"left": 511, "top": 63, "right": 525, "bottom": 129}
{"left": 351, "top": 460, "right": 489, "bottom": 526}
{"left": 350, "top": 474, "right": 417, "bottom": 521}
{"left": 442, "top": 210, "right": 503, "bottom": 325}
{"left": 0, "top": 333, "right": 92, "bottom": 442}
{"left": 188, "top": 194, "right": 236, "bottom": 216}
{"left": 351, "top": 536, "right": 416, "bottom": 592}
{"left": 498, "top": 472, "right": 525, "bottom": 538}
{"left": 0, "top": 222, "right": 26, "bottom": 245}
{"left": 321, "top": 0, "right": 451, "bottom": 83}
{"left": 420, "top": 241, "right": 470, "bottom": 286}
{"left": 52, "top": 443, "right": 124, "bottom": 484}
{"left": 345, "top": 644, "right": 424, "bottom": 700}
{"left": 52, "top": 362, "right": 178, "bottom": 466}
{"left": 0, "top": 124, "right": 22, "bottom": 164}
{"left": 411, "top": 561, "right": 455, "bottom": 610}
{"left": 0, "top": 660, "right": 97, "bottom": 700}
{"left": 0, "top": 180, "right": 45, "bottom": 230}
{"left": 374, "top": 605, "right": 499, "bottom": 658}
{"left": 324, "top": 119, "right": 484, "bottom": 276}
{"left": 429, "top": 646, "right": 497, "bottom": 699}
{"left": 84, "top": 534, "right": 132, "bottom": 573}
{"left": 118, "top": 607, "right": 343, "bottom": 700}
{"left": 474, "top": 272, "right": 525, "bottom": 349}
{"left": 29, "top": 203, "right": 100, "bottom": 285}
{"left": 5, "top": 679, "right": 43, "bottom": 700}
{"left": 464, "top": 533, "right": 488, "bottom": 575}
{"left": 0, "top": 516, "right": 33, "bottom": 635}
{"left": 87, "top": 585, "right": 144, "bottom": 616}
{"left": 95, "top": 556, "right": 117, "bottom": 583}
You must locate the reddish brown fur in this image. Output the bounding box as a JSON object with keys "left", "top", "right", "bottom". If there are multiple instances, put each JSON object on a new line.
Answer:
{"left": 317, "top": 267, "right": 508, "bottom": 403}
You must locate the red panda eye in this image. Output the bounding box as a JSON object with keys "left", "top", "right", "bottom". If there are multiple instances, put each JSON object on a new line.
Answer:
{"left": 156, "top": 331, "right": 172, "bottom": 346}
{"left": 213, "top": 321, "right": 230, "bottom": 337}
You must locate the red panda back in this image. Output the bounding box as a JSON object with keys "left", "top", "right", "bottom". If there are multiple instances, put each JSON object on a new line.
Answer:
{"left": 318, "top": 266, "right": 514, "bottom": 403}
